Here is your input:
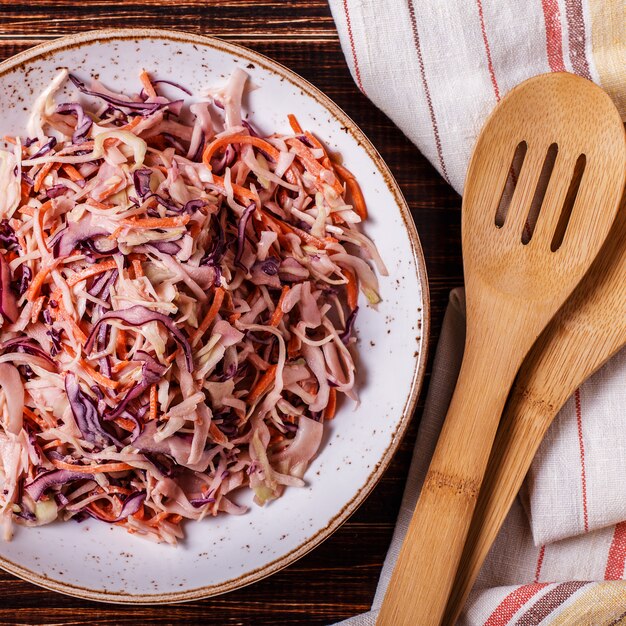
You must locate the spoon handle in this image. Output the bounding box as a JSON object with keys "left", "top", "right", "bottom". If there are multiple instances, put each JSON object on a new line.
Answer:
{"left": 443, "top": 211, "right": 626, "bottom": 624}
{"left": 377, "top": 334, "right": 523, "bottom": 626}
{"left": 444, "top": 390, "right": 550, "bottom": 624}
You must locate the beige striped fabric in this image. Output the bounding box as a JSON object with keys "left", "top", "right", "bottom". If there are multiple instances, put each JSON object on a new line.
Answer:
{"left": 328, "top": 2, "right": 625, "bottom": 622}
{"left": 329, "top": 0, "right": 625, "bottom": 194}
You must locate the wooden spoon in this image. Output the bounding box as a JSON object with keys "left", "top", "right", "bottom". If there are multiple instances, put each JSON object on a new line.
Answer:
{"left": 444, "top": 197, "right": 626, "bottom": 625}
{"left": 377, "top": 72, "right": 626, "bottom": 626}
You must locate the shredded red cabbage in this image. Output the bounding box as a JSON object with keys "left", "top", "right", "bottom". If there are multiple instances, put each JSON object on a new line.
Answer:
{"left": 25, "top": 469, "right": 92, "bottom": 501}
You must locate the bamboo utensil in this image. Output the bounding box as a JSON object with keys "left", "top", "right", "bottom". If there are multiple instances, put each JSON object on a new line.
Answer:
{"left": 377, "top": 72, "right": 626, "bottom": 626}
{"left": 444, "top": 199, "right": 626, "bottom": 624}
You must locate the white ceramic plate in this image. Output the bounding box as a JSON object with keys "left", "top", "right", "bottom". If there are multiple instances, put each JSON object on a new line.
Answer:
{"left": 0, "top": 29, "right": 429, "bottom": 603}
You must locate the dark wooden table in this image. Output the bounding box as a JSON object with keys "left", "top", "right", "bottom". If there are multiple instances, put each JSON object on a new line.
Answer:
{"left": 0, "top": 1, "right": 463, "bottom": 624}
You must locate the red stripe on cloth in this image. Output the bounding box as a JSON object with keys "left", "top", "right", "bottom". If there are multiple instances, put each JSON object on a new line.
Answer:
{"left": 564, "top": 0, "right": 592, "bottom": 79}
{"left": 484, "top": 583, "right": 549, "bottom": 626}
{"left": 406, "top": 0, "right": 450, "bottom": 183}
{"left": 342, "top": 0, "right": 364, "bottom": 93}
{"left": 605, "top": 522, "right": 626, "bottom": 580}
{"left": 535, "top": 545, "right": 546, "bottom": 582}
{"left": 475, "top": 0, "right": 501, "bottom": 102}
{"left": 541, "top": 0, "right": 567, "bottom": 72}
{"left": 575, "top": 388, "right": 589, "bottom": 533}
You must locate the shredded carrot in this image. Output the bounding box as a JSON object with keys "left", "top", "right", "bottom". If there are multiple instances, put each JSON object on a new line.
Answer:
{"left": 247, "top": 364, "right": 277, "bottom": 404}
{"left": 87, "top": 501, "right": 120, "bottom": 522}
{"left": 33, "top": 162, "right": 55, "bottom": 193}
{"left": 228, "top": 312, "right": 241, "bottom": 325}
{"left": 304, "top": 131, "right": 324, "bottom": 150}
{"left": 86, "top": 197, "right": 114, "bottom": 210}
{"left": 58, "top": 304, "right": 88, "bottom": 344}
{"left": 132, "top": 503, "right": 146, "bottom": 521}
{"left": 147, "top": 511, "right": 182, "bottom": 526}
{"left": 109, "top": 214, "right": 190, "bottom": 239}
{"left": 65, "top": 345, "right": 119, "bottom": 389}
{"left": 147, "top": 511, "right": 168, "bottom": 527}
{"left": 119, "top": 115, "right": 144, "bottom": 132}
{"left": 110, "top": 360, "right": 130, "bottom": 374}
{"left": 191, "top": 287, "right": 225, "bottom": 344}
{"left": 20, "top": 181, "right": 31, "bottom": 205}
{"left": 202, "top": 134, "right": 280, "bottom": 168}
{"left": 4, "top": 251, "right": 17, "bottom": 264}
{"left": 301, "top": 131, "right": 333, "bottom": 174}
{"left": 270, "top": 285, "right": 290, "bottom": 327}
{"left": 62, "top": 163, "right": 84, "bottom": 182}
{"left": 259, "top": 208, "right": 329, "bottom": 250}
{"left": 66, "top": 259, "right": 118, "bottom": 287}
{"left": 330, "top": 211, "right": 346, "bottom": 226}
{"left": 291, "top": 224, "right": 331, "bottom": 249}
{"left": 23, "top": 406, "right": 44, "bottom": 427}
{"left": 41, "top": 439, "right": 63, "bottom": 450}
{"left": 287, "top": 114, "right": 303, "bottom": 134}
{"left": 287, "top": 334, "right": 300, "bottom": 359}
{"left": 93, "top": 176, "right": 126, "bottom": 202}
{"left": 24, "top": 266, "right": 51, "bottom": 301}
{"left": 139, "top": 70, "right": 157, "bottom": 98}
{"left": 258, "top": 210, "right": 285, "bottom": 239}
{"left": 223, "top": 286, "right": 234, "bottom": 311}
{"left": 149, "top": 384, "right": 158, "bottom": 421}
{"left": 51, "top": 459, "right": 134, "bottom": 474}
{"left": 269, "top": 424, "right": 285, "bottom": 445}
{"left": 286, "top": 138, "right": 343, "bottom": 194}
{"left": 120, "top": 215, "right": 189, "bottom": 229}
{"left": 30, "top": 295, "right": 45, "bottom": 324}
{"left": 2, "top": 135, "right": 16, "bottom": 145}
{"left": 209, "top": 421, "right": 229, "bottom": 445}
{"left": 35, "top": 199, "right": 54, "bottom": 254}
{"left": 344, "top": 268, "right": 358, "bottom": 311}
{"left": 105, "top": 486, "right": 134, "bottom": 496}
{"left": 333, "top": 162, "right": 367, "bottom": 220}
{"left": 210, "top": 174, "right": 259, "bottom": 203}
{"left": 324, "top": 387, "right": 337, "bottom": 420}
{"left": 116, "top": 329, "right": 127, "bottom": 359}
{"left": 132, "top": 258, "right": 144, "bottom": 278}
{"left": 20, "top": 205, "right": 35, "bottom": 217}
{"left": 83, "top": 364, "right": 119, "bottom": 390}
{"left": 114, "top": 417, "right": 137, "bottom": 431}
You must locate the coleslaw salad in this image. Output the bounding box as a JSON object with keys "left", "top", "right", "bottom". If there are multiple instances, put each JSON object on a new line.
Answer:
{"left": 0, "top": 68, "right": 386, "bottom": 544}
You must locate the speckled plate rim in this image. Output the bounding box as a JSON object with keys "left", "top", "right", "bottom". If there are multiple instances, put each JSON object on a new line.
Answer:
{"left": 0, "top": 27, "right": 431, "bottom": 604}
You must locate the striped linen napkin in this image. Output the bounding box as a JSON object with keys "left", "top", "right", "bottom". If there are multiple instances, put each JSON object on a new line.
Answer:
{"left": 327, "top": 1, "right": 626, "bottom": 623}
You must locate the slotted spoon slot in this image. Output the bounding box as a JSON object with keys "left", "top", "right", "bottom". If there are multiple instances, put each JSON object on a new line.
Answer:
{"left": 495, "top": 141, "right": 527, "bottom": 228}
{"left": 523, "top": 143, "right": 559, "bottom": 244}
{"left": 551, "top": 153, "right": 586, "bottom": 251}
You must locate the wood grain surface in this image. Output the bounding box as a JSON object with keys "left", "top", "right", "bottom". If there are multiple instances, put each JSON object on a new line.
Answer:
{"left": 0, "top": 1, "right": 462, "bottom": 624}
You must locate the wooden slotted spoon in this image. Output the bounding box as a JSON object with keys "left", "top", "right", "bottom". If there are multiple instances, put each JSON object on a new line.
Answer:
{"left": 444, "top": 198, "right": 626, "bottom": 624}
{"left": 377, "top": 72, "right": 626, "bottom": 626}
